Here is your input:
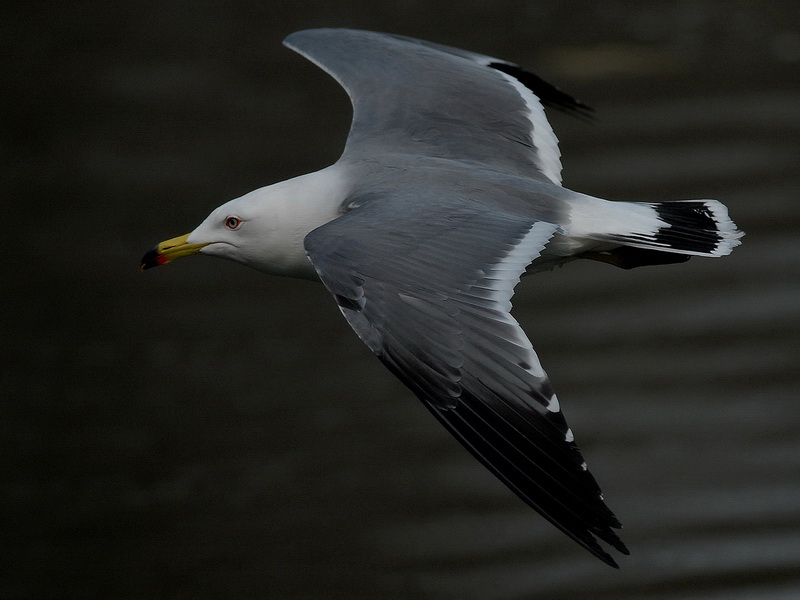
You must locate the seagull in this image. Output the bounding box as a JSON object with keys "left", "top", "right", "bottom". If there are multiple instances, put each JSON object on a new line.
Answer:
{"left": 141, "top": 28, "right": 742, "bottom": 567}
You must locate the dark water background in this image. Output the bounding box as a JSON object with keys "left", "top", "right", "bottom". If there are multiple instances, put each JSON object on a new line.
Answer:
{"left": 3, "top": 2, "right": 800, "bottom": 598}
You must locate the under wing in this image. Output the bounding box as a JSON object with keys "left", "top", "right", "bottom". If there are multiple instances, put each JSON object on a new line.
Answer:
{"left": 304, "top": 194, "right": 628, "bottom": 566}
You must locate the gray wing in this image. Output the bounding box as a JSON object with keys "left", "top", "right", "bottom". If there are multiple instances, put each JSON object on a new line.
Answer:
{"left": 284, "top": 28, "right": 590, "bottom": 185}
{"left": 304, "top": 195, "right": 628, "bottom": 567}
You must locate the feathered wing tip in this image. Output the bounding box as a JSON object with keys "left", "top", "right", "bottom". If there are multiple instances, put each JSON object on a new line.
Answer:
{"left": 488, "top": 62, "right": 595, "bottom": 122}
{"left": 417, "top": 392, "right": 630, "bottom": 568}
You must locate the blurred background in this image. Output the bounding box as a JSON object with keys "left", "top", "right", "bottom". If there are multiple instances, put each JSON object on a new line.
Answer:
{"left": 3, "top": 1, "right": 799, "bottom": 598}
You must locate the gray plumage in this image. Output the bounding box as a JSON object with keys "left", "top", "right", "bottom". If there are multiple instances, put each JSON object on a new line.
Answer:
{"left": 142, "top": 28, "right": 742, "bottom": 568}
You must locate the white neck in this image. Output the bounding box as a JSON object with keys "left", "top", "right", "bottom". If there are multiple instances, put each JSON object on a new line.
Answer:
{"left": 207, "top": 164, "right": 350, "bottom": 280}
{"left": 263, "top": 165, "right": 352, "bottom": 279}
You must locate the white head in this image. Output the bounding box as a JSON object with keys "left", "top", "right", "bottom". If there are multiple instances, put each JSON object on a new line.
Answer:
{"left": 141, "top": 167, "right": 348, "bottom": 280}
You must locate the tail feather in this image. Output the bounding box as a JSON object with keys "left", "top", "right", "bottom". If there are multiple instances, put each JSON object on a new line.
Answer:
{"left": 583, "top": 199, "right": 743, "bottom": 258}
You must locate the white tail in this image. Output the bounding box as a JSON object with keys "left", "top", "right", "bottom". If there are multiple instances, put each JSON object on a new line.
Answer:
{"left": 567, "top": 196, "right": 743, "bottom": 258}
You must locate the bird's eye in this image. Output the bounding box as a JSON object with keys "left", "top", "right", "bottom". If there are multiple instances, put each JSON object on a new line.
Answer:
{"left": 225, "top": 216, "right": 242, "bottom": 230}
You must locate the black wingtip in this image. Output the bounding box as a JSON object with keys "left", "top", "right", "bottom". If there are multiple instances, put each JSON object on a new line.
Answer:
{"left": 610, "top": 535, "right": 631, "bottom": 556}
{"left": 607, "top": 557, "right": 621, "bottom": 569}
{"left": 488, "top": 62, "right": 596, "bottom": 123}
{"left": 582, "top": 526, "right": 628, "bottom": 568}
{"left": 411, "top": 388, "right": 629, "bottom": 569}
{"left": 601, "top": 553, "right": 621, "bottom": 569}
{"left": 589, "top": 523, "right": 629, "bottom": 567}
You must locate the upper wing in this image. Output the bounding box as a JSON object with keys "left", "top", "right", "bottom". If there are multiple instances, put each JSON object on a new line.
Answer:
{"left": 284, "top": 28, "right": 589, "bottom": 185}
{"left": 304, "top": 195, "right": 628, "bottom": 567}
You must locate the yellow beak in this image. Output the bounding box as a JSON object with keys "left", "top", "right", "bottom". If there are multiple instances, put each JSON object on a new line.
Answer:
{"left": 140, "top": 233, "right": 209, "bottom": 270}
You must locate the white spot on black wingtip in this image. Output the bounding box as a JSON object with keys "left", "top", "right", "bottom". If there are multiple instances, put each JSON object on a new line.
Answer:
{"left": 565, "top": 428, "right": 574, "bottom": 442}
{"left": 546, "top": 393, "right": 560, "bottom": 413}
{"left": 580, "top": 461, "right": 588, "bottom": 471}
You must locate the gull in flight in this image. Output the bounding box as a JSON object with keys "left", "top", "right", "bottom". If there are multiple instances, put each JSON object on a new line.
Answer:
{"left": 142, "top": 28, "right": 742, "bottom": 567}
